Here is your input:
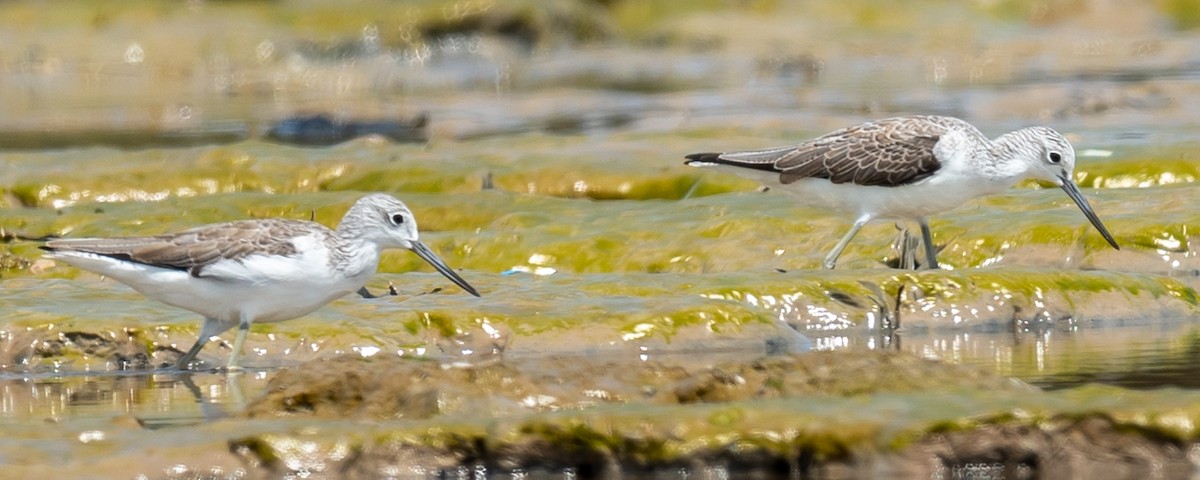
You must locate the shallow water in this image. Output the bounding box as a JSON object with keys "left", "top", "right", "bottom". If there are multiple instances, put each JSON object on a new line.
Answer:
{"left": 4, "top": 0, "right": 1200, "bottom": 477}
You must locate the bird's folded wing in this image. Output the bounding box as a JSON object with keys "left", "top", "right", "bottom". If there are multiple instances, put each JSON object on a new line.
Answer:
{"left": 713, "top": 117, "right": 948, "bottom": 187}
{"left": 43, "top": 219, "right": 307, "bottom": 277}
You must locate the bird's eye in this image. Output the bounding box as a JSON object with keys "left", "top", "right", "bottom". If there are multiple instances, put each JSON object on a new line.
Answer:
{"left": 1049, "top": 152, "right": 1062, "bottom": 163}
{"left": 390, "top": 213, "right": 405, "bottom": 225}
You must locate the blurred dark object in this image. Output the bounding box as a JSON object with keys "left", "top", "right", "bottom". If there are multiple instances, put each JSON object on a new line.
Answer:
{"left": 265, "top": 113, "right": 429, "bottom": 146}
{"left": 756, "top": 52, "right": 824, "bottom": 85}
{"left": 417, "top": 2, "right": 614, "bottom": 52}
{"left": 0, "top": 122, "right": 248, "bottom": 150}
{"left": 0, "top": 227, "right": 57, "bottom": 242}
{"left": 0, "top": 113, "right": 430, "bottom": 149}
{"left": 543, "top": 111, "right": 634, "bottom": 134}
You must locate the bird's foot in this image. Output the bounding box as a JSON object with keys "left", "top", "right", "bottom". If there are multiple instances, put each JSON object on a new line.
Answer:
{"left": 173, "top": 358, "right": 201, "bottom": 372}
{"left": 357, "top": 282, "right": 399, "bottom": 299}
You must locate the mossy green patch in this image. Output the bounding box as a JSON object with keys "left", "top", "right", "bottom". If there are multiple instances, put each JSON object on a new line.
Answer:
{"left": 1161, "top": 0, "right": 1200, "bottom": 30}
{"left": 1075, "top": 151, "right": 1200, "bottom": 188}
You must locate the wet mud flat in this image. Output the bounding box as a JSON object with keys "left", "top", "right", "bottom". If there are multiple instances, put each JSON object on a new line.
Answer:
{"left": 4, "top": 227, "right": 1200, "bottom": 477}
{"left": 7, "top": 349, "right": 1196, "bottom": 478}
{"left": 5, "top": 0, "right": 1200, "bottom": 478}
{"left": 7, "top": 293, "right": 1200, "bottom": 480}
{"left": 193, "top": 353, "right": 1200, "bottom": 478}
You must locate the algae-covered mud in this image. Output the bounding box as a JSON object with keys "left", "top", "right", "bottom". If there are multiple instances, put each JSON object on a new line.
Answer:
{"left": 5, "top": 0, "right": 1200, "bottom": 478}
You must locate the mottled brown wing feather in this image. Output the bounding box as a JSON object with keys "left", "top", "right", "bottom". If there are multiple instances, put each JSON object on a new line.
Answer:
{"left": 772, "top": 118, "right": 944, "bottom": 187}
{"left": 694, "top": 116, "right": 955, "bottom": 187}
{"left": 43, "top": 219, "right": 308, "bottom": 276}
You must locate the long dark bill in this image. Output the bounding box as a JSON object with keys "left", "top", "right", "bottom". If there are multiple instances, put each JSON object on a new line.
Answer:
{"left": 1058, "top": 174, "right": 1120, "bottom": 250}
{"left": 409, "top": 241, "right": 482, "bottom": 297}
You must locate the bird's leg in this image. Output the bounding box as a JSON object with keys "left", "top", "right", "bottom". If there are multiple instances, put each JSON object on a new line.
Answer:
{"left": 175, "top": 317, "right": 226, "bottom": 370}
{"left": 225, "top": 318, "right": 251, "bottom": 371}
{"left": 918, "top": 219, "right": 940, "bottom": 270}
{"left": 824, "top": 215, "right": 870, "bottom": 269}
{"left": 175, "top": 336, "right": 209, "bottom": 370}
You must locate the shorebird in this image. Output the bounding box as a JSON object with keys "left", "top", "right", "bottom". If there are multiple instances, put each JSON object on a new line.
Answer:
{"left": 40, "top": 193, "right": 481, "bottom": 370}
{"left": 685, "top": 115, "right": 1119, "bottom": 269}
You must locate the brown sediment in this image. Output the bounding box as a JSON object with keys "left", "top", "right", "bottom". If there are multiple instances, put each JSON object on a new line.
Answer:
{"left": 890, "top": 415, "right": 1194, "bottom": 479}
{"left": 242, "top": 351, "right": 1024, "bottom": 419}
{"left": 0, "top": 327, "right": 174, "bottom": 371}
{"left": 229, "top": 352, "right": 1200, "bottom": 479}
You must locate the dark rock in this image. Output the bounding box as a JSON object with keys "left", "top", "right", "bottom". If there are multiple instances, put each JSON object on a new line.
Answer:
{"left": 264, "top": 113, "right": 429, "bottom": 146}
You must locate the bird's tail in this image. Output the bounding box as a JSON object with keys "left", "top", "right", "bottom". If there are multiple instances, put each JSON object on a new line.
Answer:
{"left": 684, "top": 152, "right": 723, "bottom": 165}
{"left": 683, "top": 151, "right": 784, "bottom": 173}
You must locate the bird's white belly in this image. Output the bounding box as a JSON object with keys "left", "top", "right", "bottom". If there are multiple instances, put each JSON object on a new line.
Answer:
{"left": 51, "top": 247, "right": 373, "bottom": 325}
{"left": 705, "top": 164, "right": 1010, "bottom": 220}
{"left": 779, "top": 178, "right": 985, "bottom": 219}
{"left": 147, "top": 270, "right": 362, "bottom": 324}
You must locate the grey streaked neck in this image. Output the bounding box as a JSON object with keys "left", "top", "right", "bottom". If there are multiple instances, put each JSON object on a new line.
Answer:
{"left": 985, "top": 128, "right": 1042, "bottom": 180}
{"left": 329, "top": 210, "right": 381, "bottom": 274}
{"left": 334, "top": 203, "right": 376, "bottom": 243}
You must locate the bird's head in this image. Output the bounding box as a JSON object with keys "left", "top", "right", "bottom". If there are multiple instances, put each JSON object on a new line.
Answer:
{"left": 1012, "top": 127, "right": 1118, "bottom": 250}
{"left": 341, "top": 194, "right": 480, "bottom": 297}
{"left": 1022, "top": 127, "right": 1077, "bottom": 186}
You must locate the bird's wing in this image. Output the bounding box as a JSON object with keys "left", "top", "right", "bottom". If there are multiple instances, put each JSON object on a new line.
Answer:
{"left": 42, "top": 219, "right": 317, "bottom": 278}
{"left": 688, "top": 116, "right": 954, "bottom": 187}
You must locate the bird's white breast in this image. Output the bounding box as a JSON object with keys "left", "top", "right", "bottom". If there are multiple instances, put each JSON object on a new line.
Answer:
{"left": 190, "top": 234, "right": 375, "bottom": 323}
